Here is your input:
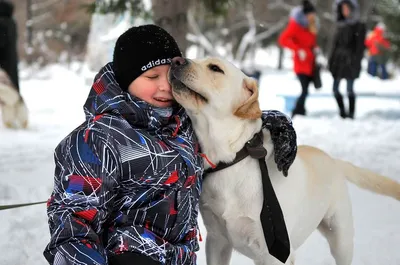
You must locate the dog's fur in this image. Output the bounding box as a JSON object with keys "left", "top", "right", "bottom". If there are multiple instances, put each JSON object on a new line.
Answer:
{"left": 0, "top": 68, "right": 28, "bottom": 129}
{"left": 169, "top": 57, "right": 400, "bottom": 265}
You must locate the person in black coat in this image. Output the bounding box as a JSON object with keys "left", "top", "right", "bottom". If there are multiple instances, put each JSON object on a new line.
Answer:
{"left": 0, "top": 0, "right": 19, "bottom": 91}
{"left": 328, "top": 0, "right": 366, "bottom": 119}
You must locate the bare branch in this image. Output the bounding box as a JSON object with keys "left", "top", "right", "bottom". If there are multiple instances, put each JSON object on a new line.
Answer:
{"left": 187, "top": 8, "right": 219, "bottom": 56}
{"left": 322, "top": 12, "right": 334, "bottom": 22}
{"left": 269, "top": 0, "right": 296, "bottom": 11}
{"left": 235, "top": 3, "right": 257, "bottom": 64}
{"left": 31, "top": 0, "right": 59, "bottom": 12}
{"left": 253, "top": 18, "right": 287, "bottom": 43}
{"left": 29, "top": 11, "right": 52, "bottom": 25}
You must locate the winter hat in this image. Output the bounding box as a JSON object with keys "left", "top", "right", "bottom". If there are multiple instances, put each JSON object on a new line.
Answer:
{"left": 302, "top": 0, "right": 316, "bottom": 14}
{"left": 113, "top": 24, "right": 182, "bottom": 90}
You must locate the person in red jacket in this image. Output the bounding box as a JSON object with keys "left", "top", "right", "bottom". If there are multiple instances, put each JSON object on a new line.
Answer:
{"left": 278, "top": 0, "right": 318, "bottom": 117}
{"left": 365, "top": 22, "right": 391, "bottom": 80}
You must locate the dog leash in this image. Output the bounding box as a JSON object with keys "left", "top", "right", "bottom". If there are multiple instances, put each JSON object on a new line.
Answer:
{"left": 0, "top": 200, "right": 47, "bottom": 211}
{"left": 203, "top": 130, "right": 290, "bottom": 263}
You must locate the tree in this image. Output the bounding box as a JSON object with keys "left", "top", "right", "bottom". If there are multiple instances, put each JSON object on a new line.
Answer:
{"left": 151, "top": 0, "right": 190, "bottom": 52}
{"left": 11, "top": 0, "right": 92, "bottom": 66}
{"left": 88, "top": 0, "right": 382, "bottom": 68}
{"left": 85, "top": 0, "right": 240, "bottom": 55}
{"left": 376, "top": 0, "right": 400, "bottom": 64}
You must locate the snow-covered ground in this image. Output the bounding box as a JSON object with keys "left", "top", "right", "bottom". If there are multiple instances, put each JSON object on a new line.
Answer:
{"left": 0, "top": 56, "right": 399, "bottom": 265}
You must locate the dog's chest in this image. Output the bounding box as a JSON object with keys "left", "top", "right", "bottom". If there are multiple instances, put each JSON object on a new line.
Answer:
{"left": 200, "top": 157, "right": 265, "bottom": 218}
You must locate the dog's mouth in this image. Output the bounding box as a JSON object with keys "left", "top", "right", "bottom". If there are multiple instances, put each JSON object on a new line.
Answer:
{"left": 169, "top": 70, "right": 208, "bottom": 103}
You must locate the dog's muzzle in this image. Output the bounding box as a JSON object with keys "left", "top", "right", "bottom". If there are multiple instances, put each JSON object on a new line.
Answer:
{"left": 169, "top": 56, "right": 189, "bottom": 84}
{"left": 169, "top": 57, "right": 208, "bottom": 103}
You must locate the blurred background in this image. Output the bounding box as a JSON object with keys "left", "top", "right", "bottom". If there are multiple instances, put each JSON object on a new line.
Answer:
{"left": 0, "top": 0, "right": 399, "bottom": 264}
{"left": 6, "top": 0, "right": 400, "bottom": 69}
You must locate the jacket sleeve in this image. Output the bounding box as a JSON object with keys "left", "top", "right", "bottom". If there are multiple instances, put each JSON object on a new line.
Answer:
{"left": 364, "top": 32, "right": 374, "bottom": 49}
{"left": 353, "top": 23, "right": 367, "bottom": 65}
{"left": 378, "top": 38, "right": 391, "bottom": 50}
{"left": 278, "top": 20, "right": 301, "bottom": 51}
{"left": 261, "top": 110, "right": 297, "bottom": 177}
{"left": 44, "top": 126, "right": 121, "bottom": 265}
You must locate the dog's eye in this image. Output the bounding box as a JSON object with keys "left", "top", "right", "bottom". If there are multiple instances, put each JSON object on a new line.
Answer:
{"left": 208, "top": 64, "right": 224, "bottom": 74}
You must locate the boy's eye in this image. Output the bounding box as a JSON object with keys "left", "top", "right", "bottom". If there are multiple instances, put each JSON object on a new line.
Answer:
{"left": 147, "top": 75, "right": 158, "bottom": 79}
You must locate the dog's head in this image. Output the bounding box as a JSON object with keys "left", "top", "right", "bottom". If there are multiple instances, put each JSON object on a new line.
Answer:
{"left": 169, "top": 57, "right": 262, "bottom": 120}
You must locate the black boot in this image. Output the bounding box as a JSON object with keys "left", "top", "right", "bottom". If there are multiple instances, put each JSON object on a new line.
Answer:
{"left": 334, "top": 93, "right": 347, "bottom": 118}
{"left": 348, "top": 95, "right": 356, "bottom": 119}
{"left": 291, "top": 102, "right": 306, "bottom": 118}
{"left": 291, "top": 94, "right": 307, "bottom": 118}
{"left": 291, "top": 106, "right": 306, "bottom": 118}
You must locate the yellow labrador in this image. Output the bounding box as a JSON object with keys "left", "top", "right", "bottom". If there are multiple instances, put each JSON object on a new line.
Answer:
{"left": 169, "top": 57, "right": 400, "bottom": 265}
{"left": 0, "top": 68, "right": 28, "bottom": 129}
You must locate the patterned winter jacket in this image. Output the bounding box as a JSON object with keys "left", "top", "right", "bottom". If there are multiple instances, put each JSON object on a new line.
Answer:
{"left": 44, "top": 63, "right": 204, "bottom": 265}
{"left": 44, "top": 63, "right": 298, "bottom": 265}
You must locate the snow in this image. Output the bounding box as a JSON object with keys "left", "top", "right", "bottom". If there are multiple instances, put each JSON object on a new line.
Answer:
{"left": 1, "top": 51, "right": 400, "bottom": 265}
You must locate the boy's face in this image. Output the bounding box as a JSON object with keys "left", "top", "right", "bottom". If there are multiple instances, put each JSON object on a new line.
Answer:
{"left": 128, "top": 65, "right": 174, "bottom": 108}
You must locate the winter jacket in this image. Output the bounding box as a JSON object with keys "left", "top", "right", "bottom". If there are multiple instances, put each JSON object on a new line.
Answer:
{"left": 0, "top": 0, "right": 19, "bottom": 90}
{"left": 278, "top": 6, "right": 317, "bottom": 77}
{"left": 328, "top": 0, "right": 366, "bottom": 80}
{"left": 44, "top": 63, "right": 204, "bottom": 265}
{"left": 365, "top": 26, "right": 391, "bottom": 64}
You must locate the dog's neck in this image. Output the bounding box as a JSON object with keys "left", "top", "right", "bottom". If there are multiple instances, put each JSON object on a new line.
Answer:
{"left": 190, "top": 112, "right": 263, "bottom": 167}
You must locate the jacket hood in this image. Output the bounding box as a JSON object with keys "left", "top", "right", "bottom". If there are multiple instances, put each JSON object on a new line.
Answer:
{"left": 0, "top": 1, "right": 13, "bottom": 17}
{"left": 334, "top": 0, "right": 360, "bottom": 25}
{"left": 290, "top": 6, "right": 309, "bottom": 28}
{"left": 83, "top": 63, "right": 180, "bottom": 130}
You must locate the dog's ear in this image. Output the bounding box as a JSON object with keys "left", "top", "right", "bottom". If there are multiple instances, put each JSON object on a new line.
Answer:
{"left": 234, "top": 77, "right": 262, "bottom": 120}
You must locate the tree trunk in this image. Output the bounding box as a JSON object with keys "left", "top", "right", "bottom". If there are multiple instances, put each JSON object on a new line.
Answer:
{"left": 26, "top": 0, "right": 33, "bottom": 48}
{"left": 151, "top": 0, "right": 190, "bottom": 55}
{"left": 358, "top": 0, "right": 374, "bottom": 22}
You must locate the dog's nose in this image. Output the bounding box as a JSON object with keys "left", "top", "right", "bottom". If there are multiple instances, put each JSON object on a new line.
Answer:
{"left": 171, "top": 57, "right": 186, "bottom": 67}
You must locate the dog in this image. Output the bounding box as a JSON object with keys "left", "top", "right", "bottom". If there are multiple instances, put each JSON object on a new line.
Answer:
{"left": 169, "top": 56, "right": 400, "bottom": 265}
{"left": 0, "top": 68, "right": 28, "bottom": 129}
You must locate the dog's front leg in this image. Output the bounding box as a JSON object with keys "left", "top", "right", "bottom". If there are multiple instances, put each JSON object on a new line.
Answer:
{"left": 226, "top": 216, "right": 267, "bottom": 258}
{"left": 205, "top": 232, "right": 233, "bottom": 265}
{"left": 201, "top": 205, "right": 233, "bottom": 265}
{"left": 226, "top": 216, "right": 294, "bottom": 264}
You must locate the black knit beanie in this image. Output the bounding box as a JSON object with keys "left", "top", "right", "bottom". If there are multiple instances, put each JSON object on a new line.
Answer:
{"left": 113, "top": 24, "right": 182, "bottom": 90}
{"left": 302, "top": 0, "right": 316, "bottom": 14}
